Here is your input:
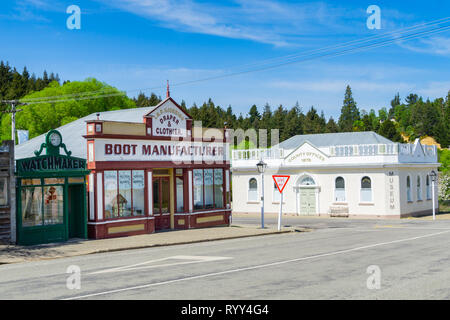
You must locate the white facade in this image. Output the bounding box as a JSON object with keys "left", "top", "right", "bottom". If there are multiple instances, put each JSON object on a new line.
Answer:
{"left": 231, "top": 132, "right": 440, "bottom": 218}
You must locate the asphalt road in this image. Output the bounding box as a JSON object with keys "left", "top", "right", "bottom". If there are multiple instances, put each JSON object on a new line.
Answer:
{"left": 1, "top": 217, "right": 450, "bottom": 300}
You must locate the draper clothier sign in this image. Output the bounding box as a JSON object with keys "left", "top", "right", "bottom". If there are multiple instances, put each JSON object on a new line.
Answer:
{"left": 93, "top": 139, "right": 229, "bottom": 163}
{"left": 17, "top": 155, "right": 86, "bottom": 173}
{"left": 152, "top": 104, "right": 187, "bottom": 137}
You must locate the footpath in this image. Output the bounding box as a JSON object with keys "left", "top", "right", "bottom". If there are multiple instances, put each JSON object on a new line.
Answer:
{"left": 0, "top": 224, "right": 305, "bottom": 264}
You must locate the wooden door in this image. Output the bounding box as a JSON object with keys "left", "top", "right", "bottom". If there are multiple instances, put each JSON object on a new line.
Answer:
{"left": 153, "top": 177, "right": 171, "bottom": 230}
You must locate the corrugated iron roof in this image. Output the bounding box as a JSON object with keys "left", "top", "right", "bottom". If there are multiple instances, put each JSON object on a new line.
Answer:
{"left": 276, "top": 131, "right": 394, "bottom": 150}
{"left": 15, "top": 106, "right": 155, "bottom": 160}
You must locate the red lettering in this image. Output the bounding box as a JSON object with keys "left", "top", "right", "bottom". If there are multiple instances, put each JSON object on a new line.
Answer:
{"left": 114, "top": 144, "right": 122, "bottom": 155}
{"left": 131, "top": 145, "right": 137, "bottom": 155}
{"left": 142, "top": 145, "right": 151, "bottom": 155}
{"left": 105, "top": 144, "right": 113, "bottom": 155}
{"left": 123, "top": 144, "right": 130, "bottom": 155}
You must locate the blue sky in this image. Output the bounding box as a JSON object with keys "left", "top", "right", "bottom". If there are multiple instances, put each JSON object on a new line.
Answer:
{"left": 1, "top": 0, "right": 450, "bottom": 119}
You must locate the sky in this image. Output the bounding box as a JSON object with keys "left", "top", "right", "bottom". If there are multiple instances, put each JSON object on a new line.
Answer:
{"left": 1, "top": 0, "right": 450, "bottom": 119}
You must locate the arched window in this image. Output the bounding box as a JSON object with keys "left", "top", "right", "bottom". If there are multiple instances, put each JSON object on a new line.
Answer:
{"left": 335, "top": 177, "right": 346, "bottom": 202}
{"left": 248, "top": 178, "right": 258, "bottom": 202}
{"left": 426, "top": 175, "right": 431, "bottom": 200}
{"left": 417, "top": 176, "right": 422, "bottom": 201}
{"left": 360, "top": 176, "right": 372, "bottom": 202}
{"left": 300, "top": 176, "right": 315, "bottom": 186}
{"left": 406, "top": 176, "right": 412, "bottom": 202}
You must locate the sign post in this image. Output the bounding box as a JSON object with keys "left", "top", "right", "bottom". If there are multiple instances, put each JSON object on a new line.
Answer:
{"left": 272, "top": 175, "right": 290, "bottom": 231}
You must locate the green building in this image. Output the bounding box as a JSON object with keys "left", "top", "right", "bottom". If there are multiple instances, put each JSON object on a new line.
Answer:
{"left": 16, "top": 130, "right": 90, "bottom": 245}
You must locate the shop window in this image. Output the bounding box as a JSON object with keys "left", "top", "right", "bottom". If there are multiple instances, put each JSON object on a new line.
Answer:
{"left": 132, "top": 170, "right": 145, "bottom": 215}
{"left": 417, "top": 176, "right": 422, "bottom": 201}
{"left": 176, "top": 176, "right": 184, "bottom": 212}
{"left": 360, "top": 176, "right": 372, "bottom": 202}
{"left": 0, "top": 177, "right": 7, "bottom": 206}
{"left": 21, "top": 180, "right": 64, "bottom": 227}
{"left": 214, "top": 169, "right": 224, "bottom": 208}
{"left": 193, "top": 168, "right": 225, "bottom": 210}
{"left": 335, "top": 177, "right": 345, "bottom": 202}
{"left": 406, "top": 176, "right": 412, "bottom": 202}
{"left": 193, "top": 169, "right": 204, "bottom": 210}
{"left": 204, "top": 169, "right": 214, "bottom": 209}
{"left": 43, "top": 186, "right": 64, "bottom": 224}
{"left": 104, "top": 170, "right": 146, "bottom": 219}
{"left": 21, "top": 187, "right": 43, "bottom": 227}
{"left": 426, "top": 175, "right": 431, "bottom": 200}
{"left": 248, "top": 178, "right": 258, "bottom": 202}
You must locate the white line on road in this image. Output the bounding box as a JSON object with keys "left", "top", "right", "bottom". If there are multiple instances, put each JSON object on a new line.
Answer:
{"left": 63, "top": 229, "right": 450, "bottom": 300}
{"left": 88, "top": 256, "right": 232, "bottom": 275}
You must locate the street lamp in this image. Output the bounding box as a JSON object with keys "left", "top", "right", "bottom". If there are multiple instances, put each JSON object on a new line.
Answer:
{"left": 430, "top": 170, "right": 437, "bottom": 220}
{"left": 257, "top": 160, "right": 267, "bottom": 228}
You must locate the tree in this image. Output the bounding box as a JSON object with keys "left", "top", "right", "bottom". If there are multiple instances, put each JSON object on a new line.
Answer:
{"left": 0, "top": 78, "right": 136, "bottom": 141}
{"left": 325, "top": 117, "right": 339, "bottom": 133}
{"left": 338, "top": 85, "right": 360, "bottom": 132}
{"left": 377, "top": 119, "right": 402, "bottom": 142}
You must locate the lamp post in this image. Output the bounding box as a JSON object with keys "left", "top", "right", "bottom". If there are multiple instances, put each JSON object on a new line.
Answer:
{"left": 430, "top": 170, "right": 437, "bottom": 220}
{"left": 257, "top": 159, "right": 267, "bottom": 229}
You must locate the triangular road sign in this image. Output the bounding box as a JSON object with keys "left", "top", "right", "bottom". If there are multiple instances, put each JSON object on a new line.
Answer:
{"left": 272, "top": 175, "right": 290, "bottom": 193}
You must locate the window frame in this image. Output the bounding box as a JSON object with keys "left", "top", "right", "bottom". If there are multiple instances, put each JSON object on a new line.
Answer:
{"left": 248, "top": 177, "right": 258, "bottom": 202}
{"left": 360, "top": 176, "right": 373, "bottom": 203}
{"left": 334, "top": 176, "right": 346, "bottom": 202}
{"left": 416, "top": 175, "right": 422, "bottom": 201}
{"left": 103, "top": 169, "right": 147, "bottom": 219}
{"left": 193, "top": 168, "right": 225, "bottom": 211}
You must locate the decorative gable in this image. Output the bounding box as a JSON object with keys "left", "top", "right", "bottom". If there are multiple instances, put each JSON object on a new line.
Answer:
{"left": 143, "top": 97, "right": 192, "bottom": 138}
{"left": 284, "top": 141, "right": 328, "bottom": 164}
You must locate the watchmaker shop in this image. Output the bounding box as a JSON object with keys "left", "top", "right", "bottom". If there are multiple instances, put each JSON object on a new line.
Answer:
{"left": 16, "top": 130, "right": 90, "bottom": 245}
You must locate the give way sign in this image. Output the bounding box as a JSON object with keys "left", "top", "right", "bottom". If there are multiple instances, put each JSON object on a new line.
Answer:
{"left": 272, "top": 175, "right": 290, "bottom": 193}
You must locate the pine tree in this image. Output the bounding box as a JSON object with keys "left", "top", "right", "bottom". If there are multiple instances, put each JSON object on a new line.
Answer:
{"left": 338, "top": 85, "right": 360, "bottom": 132}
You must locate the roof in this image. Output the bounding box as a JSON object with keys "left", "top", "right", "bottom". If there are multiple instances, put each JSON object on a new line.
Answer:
{"left": 276, "top": 131, "right": 394, "bottom": 150}
{"left": 15, "top": 106, "right": 156, "bottom": 160}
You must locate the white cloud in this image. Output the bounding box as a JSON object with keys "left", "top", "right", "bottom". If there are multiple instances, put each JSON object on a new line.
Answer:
{"left": 397, "top": 36, "right": 450, "bottom": 56}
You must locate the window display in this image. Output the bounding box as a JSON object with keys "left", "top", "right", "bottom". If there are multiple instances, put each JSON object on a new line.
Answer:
{"left": 21, "top": 187, "right": 43, "bottom": 227}
{"left": 132, "top": 170, "right": 145, "bottom": 215}
{"left": 43, "top": 186, "right": 64, "bottom": 224}
{"left": 214, "top": 169, "right": 224, "bottom": 208}
{"left": 119, "top": 171, "right": 132, "bottom": 216}
{"left": 104, "top": 170, "right": 119, "bottom": 219}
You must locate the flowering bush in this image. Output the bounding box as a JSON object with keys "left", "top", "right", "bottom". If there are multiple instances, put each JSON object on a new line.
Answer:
{"left": 438, "top": 173, "right": 450, "bottom": 202}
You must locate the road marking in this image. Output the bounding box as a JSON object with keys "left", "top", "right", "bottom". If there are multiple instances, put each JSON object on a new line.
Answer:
{"left": 63, "top": 229, "right": 450, "bottom": 300}
{"left": 88, "top": 255, "right": 232, "bottom": 275}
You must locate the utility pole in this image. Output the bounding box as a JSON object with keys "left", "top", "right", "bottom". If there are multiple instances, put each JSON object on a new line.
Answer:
{"left": 1, "top": 100, "right": 25, "bottom": 146}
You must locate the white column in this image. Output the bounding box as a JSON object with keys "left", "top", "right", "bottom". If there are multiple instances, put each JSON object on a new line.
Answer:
{"left": 89, "top": 173, "right": 95, "bottom": 220}
{"left": 188, "top": 170, "right": 193, "bottom": 212}
{"left": 148, "top": 171, "right": 153, "bottom": 215}
{"left": 96, "top": 173, "right": 103, "bottom": 220}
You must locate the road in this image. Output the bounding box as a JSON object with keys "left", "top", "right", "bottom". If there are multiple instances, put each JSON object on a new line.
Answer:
{"left": 1, "top": 216, "right": 450, "bottom": 300}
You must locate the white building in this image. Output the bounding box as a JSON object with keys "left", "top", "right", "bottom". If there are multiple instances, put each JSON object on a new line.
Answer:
{"left": 231, "top": 132, "right": 439, "bottom": 218}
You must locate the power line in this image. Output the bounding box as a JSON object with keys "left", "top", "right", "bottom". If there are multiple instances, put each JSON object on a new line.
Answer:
{"left": 4, "top": 17, "right": 450, "bottom": 105}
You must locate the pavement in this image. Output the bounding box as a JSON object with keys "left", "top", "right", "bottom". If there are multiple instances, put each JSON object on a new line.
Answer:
{"left": 0, "top": 224, "right": 305, "bottom": 265}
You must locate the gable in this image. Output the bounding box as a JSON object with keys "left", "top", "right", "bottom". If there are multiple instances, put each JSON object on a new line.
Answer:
{"left": 144, "top": 98, "right": 192, "bottom": 138}
{"left": 284, "top": 141, "right": 328, "bottom": 164}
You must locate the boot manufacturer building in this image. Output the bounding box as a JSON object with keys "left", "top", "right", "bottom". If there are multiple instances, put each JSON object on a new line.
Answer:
{"left": 15, "top": 93, "right": 231, "bottom": 242}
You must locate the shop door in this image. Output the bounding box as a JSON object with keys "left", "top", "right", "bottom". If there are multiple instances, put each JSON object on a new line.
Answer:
{"left": 153, "top": 177, "right": 170, "bottom": 230}
{"left": 299, "top": 188, "right": 316, "bottom": 215}
{"left": 68, "top": 185, "right": 86, "bottom": 238}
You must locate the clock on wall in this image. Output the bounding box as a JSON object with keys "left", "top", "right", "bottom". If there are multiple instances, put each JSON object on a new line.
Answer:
{"left": 35, "top": 129, "right": 72, "bottom": 157}
{"left": 49, "top": 131, "right": 62, "bottom": 147}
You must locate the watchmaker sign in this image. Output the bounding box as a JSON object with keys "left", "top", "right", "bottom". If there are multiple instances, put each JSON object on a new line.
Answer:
{"left": 152, "top": 102, "right": 187, "bottom": 137}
